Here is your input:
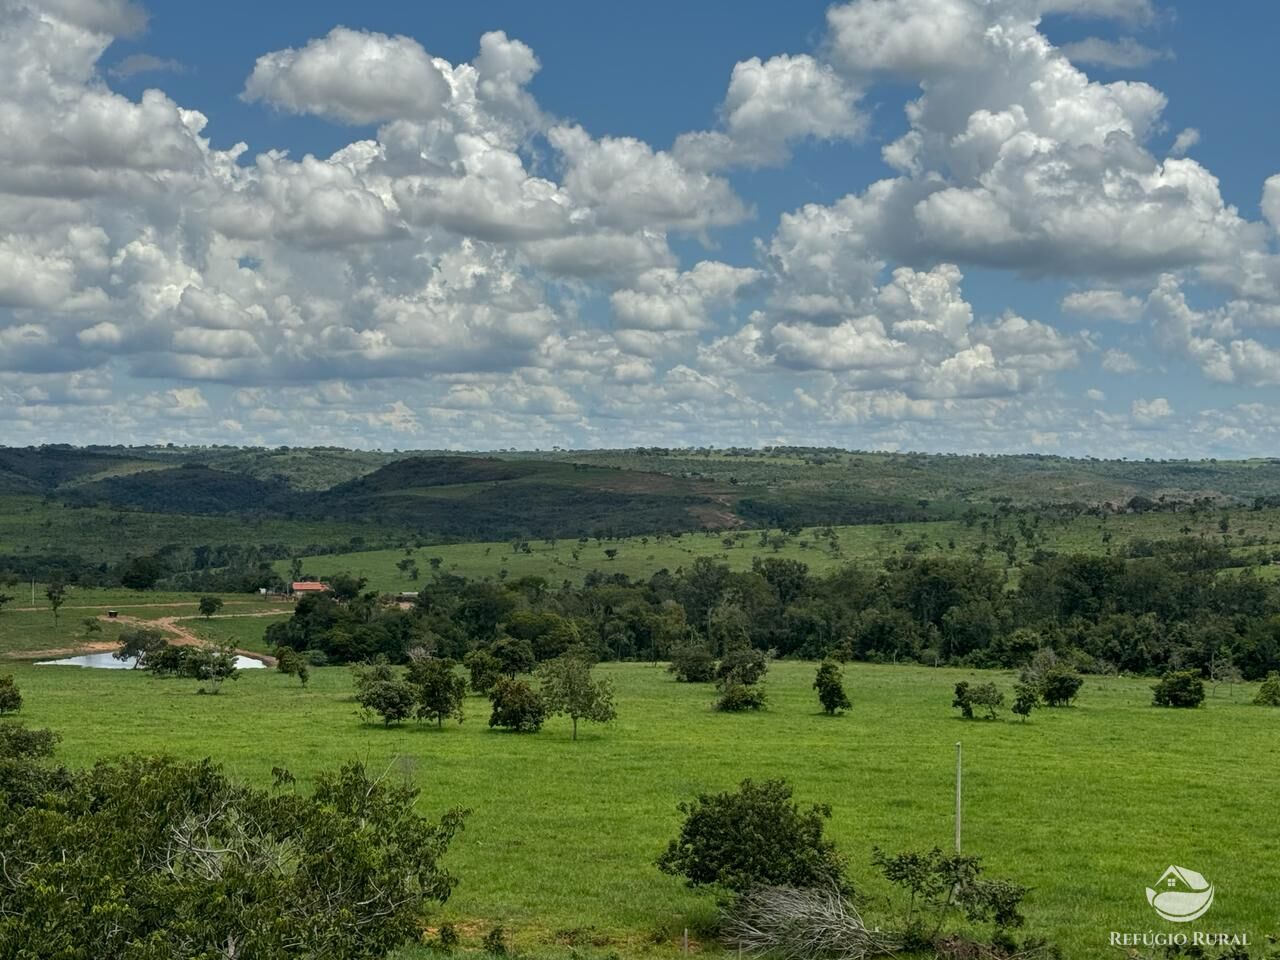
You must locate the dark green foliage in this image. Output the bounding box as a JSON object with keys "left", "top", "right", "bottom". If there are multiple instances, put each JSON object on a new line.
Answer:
{"left": 717, "top": 681, "right": 767, "bottom": 712}
{"left": 491, "top": 636, "right": 536, "bottom": 677}
{"left": 408, "top": 656, "right": 466, "bottom": 727}
{"left": 198, "top": 595, "right": 224, "bottom": 618}
{"left": 274, "top": 646, "right": 310, "bottom": 686}
{"left": 482, "top": 926, "right": 509, "bottom": 956}
{"left": 118, "top": 554, "right": 169, "bottom": 590}
{"left": 1038, "top": 665, "right": 1083, "bottom": 707}
{"left": 0, "top": 729, "right": 468, "bottom": 958}
{"left": 0, "top": 676, "right": 20, "bottom": 715}
{"left": 657, "top": 778, "right": 846, "bottom": 892}
{"left": 114, "top": 626, "right": 169, "bottom": 668}
{"left": 464, "top": 649, "right": 502, "bottom": 694}
{"left": 716, "top": 647, "right": 768, "bottom": 686}
{"left": 813, "top": 660, "right": 850, "bottom": 714}
{"left": 357, "top": 678, "right": 418, "bottom": 725}
{"left": 1012, "top": 682, "right": 1039, "bottom": 721}
{"left": 1152, "top": 670, "right": 1206, "bottom": 708}
{"left": 436, "top": 923, "right": 460, "bottom": 951}
{"left": 1254, "top": 671, "right": 1280, "bottom": 706}
{"left": 953, "top": 681, "right": 1003, "bottom": 720}
{"left": 488, "top": 677, "right": 546, "bottom": 732}
{"left": 667, "top": 644, "right": 716, "bottom": 682}
{"left": 537, "top": 649, "right": 617, "bottom": 740}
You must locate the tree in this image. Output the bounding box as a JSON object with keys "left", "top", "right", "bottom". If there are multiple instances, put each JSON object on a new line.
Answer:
{"left": 537, "top": 650, "right": 616, "bottom": 740}
{"left": 490, "top": 637, "right": 536, "bottom": 677}
{"left": 716, "top": 647, "right": 768, "bottom": 686}
{"left": 409, "top": 657, "right": 466, "bottom": 728}
{"left": 45, "top": 577, "right": 66, "bottom": 627}
{"left": 357, "top": 678, "right": 417, "bottom": 725}
{"left": 1254, "top": 671, "right": 1280, "bottom": 706}
{"left": 813, "top": 660, "right": 850, "bottom": 715}
{"left": 1152, "top": 670, "right": 1205, "bottom": 708}
{"left": 487, "top": 677, "right": 545, "bottom": 732}
{"left": 113, "top": 627, "right": 170, "bottom": 669}
{"left": 464, "top": 650, "right": 502, "bottom": 694}
{"left": 716, "top": 682, "right": 767, "bottom": 712}
{"left": 198, "top": 595, "right": 224, "bottom": 619}
{"left": 953, "top": 681, "right": 1003, "bottom": 720}
{"left": 186, "top": 642, "right": 241, "bottom": 694}
{"left": 667, "top": 644, "right": 716, "bottom": 683}
{"left": 0, "top": 675, "right": 21, "bottom": 715}
{"left": 657, "top": 779, "right": 847, "bottom": 893}
{"left": 1037, "top": 665, "right": 1083, "bottom": 707}
{"left": 0, "top": 593, "right": 12, "bottom": 615}
{"left": 119, "top": 555, "right": 167, "bottom": 590}
{"left": 1011, "top": 682, "right": 1039, "bottom": 722}
{"left": 275, "top": 646, "right": 310, "bottom": 687}
{"left": 0, "top": 732, "right": 468, "bottom": 958}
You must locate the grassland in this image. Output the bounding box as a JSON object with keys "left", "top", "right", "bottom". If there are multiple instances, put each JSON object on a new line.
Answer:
{"left": 277, "top": 506, "right": 1280, "bottom": 592}
{"left": 5, "top": 659, "right": 1277, "bottom": 959}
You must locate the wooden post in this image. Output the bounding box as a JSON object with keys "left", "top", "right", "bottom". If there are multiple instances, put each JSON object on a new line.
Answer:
{"left": 955, "top": 741, "right": 963, "bottom": 854}
{"left": 682, "top": 928, "right": 689, "bottom": 955}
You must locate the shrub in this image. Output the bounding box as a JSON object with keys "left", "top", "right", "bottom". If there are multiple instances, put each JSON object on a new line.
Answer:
{"left": 488, "top": 677, "right": 546, "bottom": 732}
{"left": 1038, "top": 665, "right": 1083, "bottom": 707}
{"left": 0, "top": 675, "right": 21, "bottom": 715}
{"left": 667, "top": 645, "right": 716, "bottom": 683}
{"left": 1011, "top": 682, "right": 1039, "bottom": 722}
{"left": 408, "top": 656, "right": 466, "bottom": 728}
{"left": 1254, "top": 671, "right": 1280, "bottom": 706}
{"left": 482, "top": 926, "right": 509, "bottom": 956}
{"left": 465, "top": 649, "right": 502, "bottom": 694}
{"left": 275, "top": 647, "right": 310, "bottom": 687}
{"left": 490, "top": 637, "right": 536, "bottom": 677}
{"left": 715, "top": 648, "right": 768, "bottom": 686}
{"left": 1152, "top": 670, "right": 1205, "bottom": 708}
{"left": 953, "top": 681, "right": 1003, "bottom": 720}
{"left": 813, "top": 660, "right": 850, "bottom": 715}
{"left": 717, "top": 682, "right": 767, "bottom": 712}
{"left": 436, "top": 923, "right": 460, "bottom": 951}
{"left": 357, "top": 679, "right": 418, "bottom": 725}
{"left": 657, "top": 778, "right": 846, "bottom": 893}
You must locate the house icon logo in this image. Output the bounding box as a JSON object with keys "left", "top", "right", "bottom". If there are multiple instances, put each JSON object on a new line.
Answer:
{"left": 1146, "top": 865, "right": 1215, "bottom": 923}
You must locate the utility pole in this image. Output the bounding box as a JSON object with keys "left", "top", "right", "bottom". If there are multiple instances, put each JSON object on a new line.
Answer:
{"left": 955, "top": 741, "right": 963, "bottom": 854}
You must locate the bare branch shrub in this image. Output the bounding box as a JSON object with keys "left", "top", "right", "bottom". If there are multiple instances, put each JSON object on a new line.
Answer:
{"left": 722, "top": 885, "right": 900, "bottom": 960}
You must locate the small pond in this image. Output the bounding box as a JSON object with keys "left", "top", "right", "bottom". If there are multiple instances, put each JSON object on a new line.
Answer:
{"left": 35, "top": 652, "right": 266, "bottom": 669}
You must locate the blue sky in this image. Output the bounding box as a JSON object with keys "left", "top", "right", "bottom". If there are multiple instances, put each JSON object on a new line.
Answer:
{"left": 3, "top": 0, "right": 1280, "bottom": 455}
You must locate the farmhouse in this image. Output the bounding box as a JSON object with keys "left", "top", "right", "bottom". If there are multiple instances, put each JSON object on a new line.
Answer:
{"left": 290, "top": 581, "right": 331, "bottom": 595}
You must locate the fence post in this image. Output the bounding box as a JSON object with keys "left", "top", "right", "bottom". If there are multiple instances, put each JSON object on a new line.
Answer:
{"left": 955, "top": 741, "right": 963, "bottom": 854}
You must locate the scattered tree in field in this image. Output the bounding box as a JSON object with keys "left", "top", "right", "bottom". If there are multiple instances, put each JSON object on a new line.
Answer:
{"left": 114, "top": 628, "right": 172, "bottom": 669}
{"left": 813, "top": 660, "right": 850, "bottom": 715}
{"left": 1152, "top": 670, "right": 1205, "bottom": 708}
{"left": 1011, "top": 682, "right": 1039, "bottom": 721}
{"left": 275, "top": 646, "right": 310, "bottom": 686}
{"left": 487, "top": 677, "right": 545, "bottom": 732}
{"left": 657, "top": 778, "right": 847, "bottom": 893}
{"left": 119, "top": 555, "right": 166, "bottom": 590}
{"left": 357, "top": 678, "right": 417, "bottom": 725}
{"left": 667, "top": 644, "right": 716, "bottom": 683}
{"left": 717, "top": 681, "right": 767, "bottom": 712}
{"left": 0, "top": 729, "right": 468, "bottom": 958}
{"left": 81, "top": 617, "right": 101, "bottom": 637}
{"left": 0, "top": 593, "right": 12, "bottom": 615}
{"left": 198, "top": 596, "right": 224, "bottom": 619}
{"left": 490, "top": 637, "right": 536, "bottom": 677}
{"left": 953, "top": 681, "right": 1003, "bottom": 720}
{"left": 537, "top": 649, "right": 616, "bottom": 740}
{"left": 1037, "top": 665, "right": 1083, "bottom": 707}
{"left": 45, "top": 577, "right": 65, "bottom": 627}
{"left": 408, "top": 656, "right": 466, "bottom": 728}
{"left": 186, "top": 642, "right": 241, "bottom": 694}
{"left": 464, "top": 649, "right": 502, "bottom": 694}
{"left": 0, "top": 675, "right": 21, "bottom": 714}
{"left": 1254, "top": 671, "right": 1280, "bottom": 706}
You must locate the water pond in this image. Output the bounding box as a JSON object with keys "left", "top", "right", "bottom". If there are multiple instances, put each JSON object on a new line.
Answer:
{"left": 35, "top": 652, "right": 266, "bottom": 669}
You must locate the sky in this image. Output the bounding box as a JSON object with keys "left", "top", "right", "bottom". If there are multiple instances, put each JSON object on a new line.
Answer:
{"left": 3, "top": 0, "right": 1280, "bottom": 457}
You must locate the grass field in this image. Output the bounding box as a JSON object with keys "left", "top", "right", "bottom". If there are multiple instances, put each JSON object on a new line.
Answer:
{"left": 5, "top": 659, "right": 1277, "bottom": 959}
{"left": 277, "top": 507, "right": 1280, "bottom": 592}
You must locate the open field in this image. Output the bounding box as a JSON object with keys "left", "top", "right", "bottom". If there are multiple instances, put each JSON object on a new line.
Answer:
{"left": 278, "top": 506, "right": 1280, "bottom": 592}
{"left": 5, "top": 659, "right": 1278, "bottom": 959}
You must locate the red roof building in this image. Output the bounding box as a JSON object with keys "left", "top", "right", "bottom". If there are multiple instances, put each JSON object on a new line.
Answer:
{"left": 291, "top": 581, "right": 330, "bottom": 594}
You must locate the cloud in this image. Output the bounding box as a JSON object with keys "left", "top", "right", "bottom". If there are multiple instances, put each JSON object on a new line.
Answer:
{"left": 1131, "top": 396, "right": 1172, "bottom": 424}
{"left": 1170, "top": 127, "right": 1200, "bottom": 157}
{"left": 108, "top": 53, "right": 187, "bottom": 79}
{"left": 1101, "top": 348, "right": 1140, "bottom": 373}
{"left": 1059, "top": 37, "right": 1171, "bottom": 69}
{"left": 242, "top": 27, "right": 450, "bottom": 125}
{"left": 1062, "top": 289, "right": 1144, "bottom": 322}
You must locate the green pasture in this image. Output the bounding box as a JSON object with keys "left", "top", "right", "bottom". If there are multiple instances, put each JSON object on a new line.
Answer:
{"left": 5, "top": 660, "right": 1277, "bottom": 959}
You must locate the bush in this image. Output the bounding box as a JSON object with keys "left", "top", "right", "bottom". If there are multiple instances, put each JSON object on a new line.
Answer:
{"left": 717, "top": 682, "right": 767, "bottom": 712}
{"left": 715, "top": 648, "right": 768, "bottom": 686}
{"left": 813, "top": 660, "right": 850, "bottom": 715}
{"left": 657, "top": 778, "right": 847, "bottom": 893}
{"left": 1011, "top": 682, "right": 1039, "bottom": 722}
{"left": 953, "top": 681, "right": 1003, "bottom": 720}
{"left": 408, "top": 656, "right": 466, "bottom": 727}
{"left": 0, "top": 675, "right": 21, "bottom": 715}
{"left": 482, "top": 926, "right": 509, "bottom": 956}
{"left": 1254, "top": 671, "right": 1280, "bottom": 706}
{"left": 436, "top": 922, "right": 459, "bottom": 951}
{"left": 488, "top": 677, "right": 546, "bottom": 732}
{"left": 357, "top": 679, "right": 418, "bottom": 725}
{"left": 667, "top": 645, "right": 716, "bottom": 683}
{"left": 1038, "top": 665, "right": 1083, "bottom": 707}
{"left": 490, "top": 637, "right": 536, "bottom": 677}
{"left": 1152, "top": 670, "right": 1205, "bottom": 708}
